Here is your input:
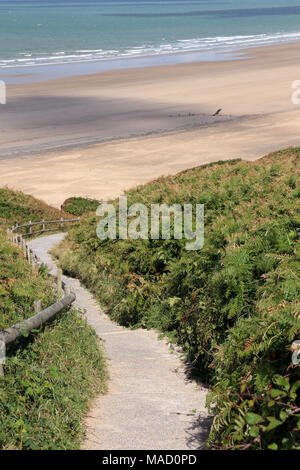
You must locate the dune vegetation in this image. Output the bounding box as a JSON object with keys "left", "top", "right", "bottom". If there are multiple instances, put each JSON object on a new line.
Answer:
{"left": 0, "top": 187, "right": 71, "bottom": 229}
{"left": 61, "top": 196, "right": 100, "bottom": 217}
{"left": 0, "top": 191, "right": 106, "bottom": 450}
{"left": 53, "top": 148, "right": 300, "bottom": 450}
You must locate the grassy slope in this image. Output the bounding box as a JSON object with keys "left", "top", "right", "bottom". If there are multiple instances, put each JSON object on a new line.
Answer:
{"left": 54, "top": 148, "right": 300, "bottom": 450}
{"left": 0, "top": 187, "right": 70, "bottom": 228}
{"left": 0, "top": 190, "right": 106, "bottom": 450}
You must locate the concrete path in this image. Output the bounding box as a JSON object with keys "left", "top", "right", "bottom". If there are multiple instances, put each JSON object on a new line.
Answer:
{"left": 28, "top": 233, "right": 210, "bottom": 450}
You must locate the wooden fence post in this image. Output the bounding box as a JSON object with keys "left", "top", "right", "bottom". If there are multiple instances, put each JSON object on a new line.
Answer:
{"left": 0, "top": 340, "right": 5, "bottom": 377}
{"left": 26, "top": 245, "right": 31, "bottom": 263}
{"left": 34, "top": 300, "right": 42, "bottom": 313}
{"left": 32, "top": 257, "right": 37, "bottom": 274}
{"left": 64, "top": 285, "right": 71, "bottom": 295}
{"left": 22, "top": 240, "right": 27, "bottom": 257}
{"left": 57, "top": 269, "right": 63, "bottom": 298}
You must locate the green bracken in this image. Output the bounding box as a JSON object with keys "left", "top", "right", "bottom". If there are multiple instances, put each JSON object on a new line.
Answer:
{"left": 62, "top": 197, "right": 100, "bottom": 217}
{"left": 53, "top": 148, "right": 300, "bottom": 450}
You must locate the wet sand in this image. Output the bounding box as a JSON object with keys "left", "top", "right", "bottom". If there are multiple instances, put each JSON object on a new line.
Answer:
{"left": 1, "top": 42, "right": 300, "bottom": 206}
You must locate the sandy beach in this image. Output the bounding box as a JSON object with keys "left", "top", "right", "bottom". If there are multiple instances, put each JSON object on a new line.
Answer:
{"left": 1, "top": 42, "right": 300, "bottom": 207}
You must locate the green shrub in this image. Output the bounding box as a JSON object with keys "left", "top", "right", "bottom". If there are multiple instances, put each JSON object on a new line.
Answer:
{"left": 53, "top": 148, "right": 300, "bottom": 449}
{"left": 62, "top": 197, "right": 100, "bottom": 216}
{"left": 207, "top": 373, "right": 300, "bottom": 450}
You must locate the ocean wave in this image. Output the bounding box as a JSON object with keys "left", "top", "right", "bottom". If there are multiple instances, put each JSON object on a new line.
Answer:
{"left": 1, "top": 31, "right": 300, "bottom": 68}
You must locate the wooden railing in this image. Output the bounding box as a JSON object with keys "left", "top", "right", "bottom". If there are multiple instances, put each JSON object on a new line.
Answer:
{"left": 10, "top": 217, "right": 80, "bottom": 237}
{"left": 0, "top": 219, "right": 79, "bottom": 376}
{"left": 0, "top": 285, "right": 75, "bottom": 346}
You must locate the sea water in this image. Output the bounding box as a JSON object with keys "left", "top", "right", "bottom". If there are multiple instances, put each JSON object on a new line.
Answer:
{"left": 1, "top": 0, "right": 300, "bottom": 80}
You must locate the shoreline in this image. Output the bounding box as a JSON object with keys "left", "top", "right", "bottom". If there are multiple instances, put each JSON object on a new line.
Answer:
{"left": 0, "top": 39, "right": 299, "bottom": 86}
{"left": 0, "top": 48, "right": 245, "bottom": 85}
{"left": 1, "top": 41, "right": 300, "bottom": 206}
